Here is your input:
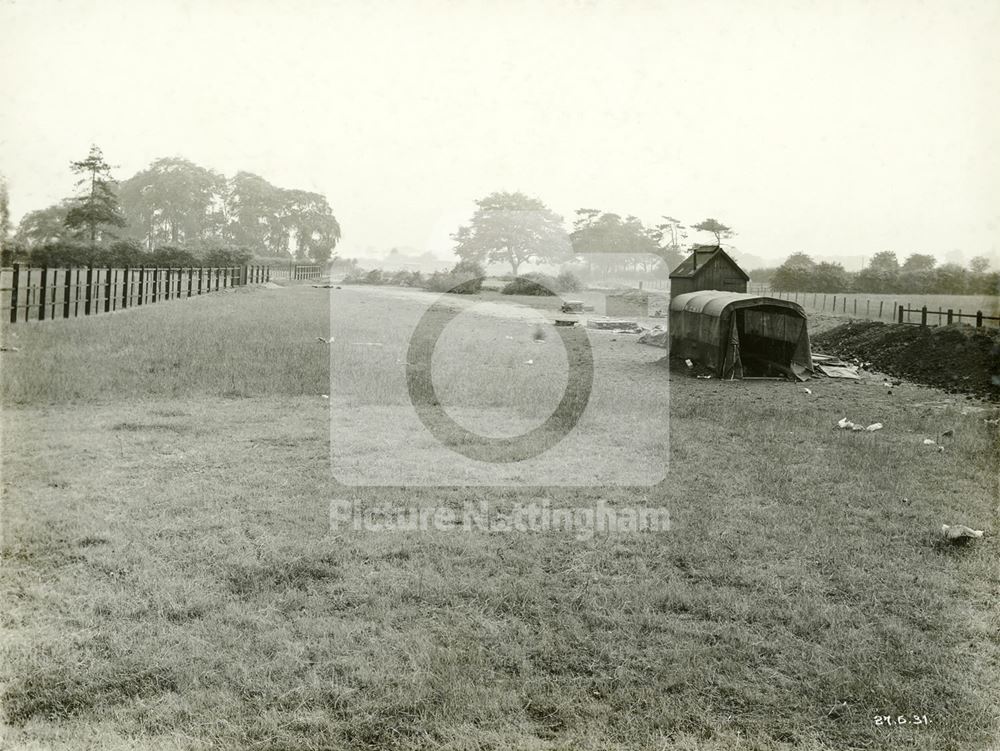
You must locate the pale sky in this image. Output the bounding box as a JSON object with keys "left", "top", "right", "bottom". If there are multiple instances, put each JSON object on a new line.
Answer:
{"left": 2, "top": 0, "right": 998, "bottom": 270}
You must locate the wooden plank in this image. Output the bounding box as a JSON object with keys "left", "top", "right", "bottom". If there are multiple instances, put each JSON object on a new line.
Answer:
{"left": 9, "top": 263, "right": 19, "bottom": 324}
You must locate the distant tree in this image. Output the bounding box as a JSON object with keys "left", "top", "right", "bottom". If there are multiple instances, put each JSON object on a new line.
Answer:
{"left": 810, "top": 261, "right": 850, "bottom": 292}
{"left": 64, "top": 145, "right": 127, "bottom": 247}
{"left": 868, "top": 250, "right": 899, "bottom": 272}
{"left": 118, "top": 157, "right": 226, "bottom": 249}
{"left": 969, "top": 255, "right": 991, "bottom": 274}
{"left": 933, "top": 263, "right": 968, "bottom": 294}
{"left": 901, "top": 253, "right": 936, "bottom": 272}
{"left": 771, "top": 253, "right": 816, "bottom": 291}
{"left": 453, "top": 191, "right": 571, "bottom": 276}
{"left": 15, "top": 202, "right": 74, "bottom": 247}
{"left": 281, "top": 189, "right": 341, "bottom": 263}
{"left": 570, "top": 209, "right": 662, "bottom": 274}
{"left": 225, "top": 172, "right": 288, "bottom": 254}
{"left": 691, "top": 217, "right": 734, "bottom": 245}
{"left": 0, "top": 174, "right": 9, "bottom": 245}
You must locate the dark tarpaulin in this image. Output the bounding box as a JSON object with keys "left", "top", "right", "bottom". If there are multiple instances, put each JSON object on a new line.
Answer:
{"left": 669, "top": 291, "right": 813, "bottom": 379}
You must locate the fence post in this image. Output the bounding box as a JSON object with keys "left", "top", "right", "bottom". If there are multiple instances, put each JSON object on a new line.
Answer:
{"left": 38, "top": 266, "right": 49, "bottom": 321}
{"left": 897, "top": 304, "right": 903, "bottom": 324}
{"left": 187, "top": 268, "right": 193, "bottom": 297}
{"left": 63, "top": 267, "right": 72, "bottom": 319}
{"left": 103, "top": 267, "right": 112, "bottom": 312}
{"left": 879, "top": 301, "right": 884, "bottom": 319}
{"left": 976, "top": 310, "right": 983, "bottom": 327}
{"left": 85, "top": 266, "right": 94, "bottom": 315}
{"left": 947, "top": 309, "right": 953, "bottom": 325}
{"left": 9, "top": 263, "right": 19, "bottom": 323}
{"left": 138, "top": 266, "right": 145, "bottom": 305}
{"left": 866, "top": 300, "right": 870, "bottom": 316}
{"left": 152, "top": 268, "right": 159, "bottom": 302}
{"left": 215, "top": 268, "right": 220, "bottom": 291}
{"left": 266, "top": 265, "right": 271, "bottom": 282}
{"left": 198, "top": 267, "right": 204, "bottom": 295}
{"left": 832, "top": 295, "right": 836, "bottom": 313}
{"left": 121, "top": 267, "right": 129, "bottom": 309}
{"left": 920, "top": 306, "right": 927, "bottom": 326}
{"left": 853, "top": 299, "right": 857, "bottom": 315}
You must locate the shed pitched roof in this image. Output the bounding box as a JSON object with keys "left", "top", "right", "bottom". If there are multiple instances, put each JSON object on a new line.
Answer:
{"left": 669, "top": 245, "right": 750, "bottom": 281}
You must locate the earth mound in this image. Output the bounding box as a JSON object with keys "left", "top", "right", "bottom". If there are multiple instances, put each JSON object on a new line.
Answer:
{"left": 813, "top": 320, "right": 1000, "bottom": 399}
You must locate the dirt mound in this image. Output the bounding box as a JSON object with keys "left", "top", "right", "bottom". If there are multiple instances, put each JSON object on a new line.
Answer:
{"left": 813, "top": 321, "right": 1000, "bottom": 399}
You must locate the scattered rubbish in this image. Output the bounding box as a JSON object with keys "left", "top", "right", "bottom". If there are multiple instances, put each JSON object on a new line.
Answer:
{"left": 922, "top": 438, "right": 937, "bottom": 445}
{"left": 685, "top": 359, "right": 693, "bottom": 369}
{"left": 316, "top": 337, "right": 333, "bottom": 344}
{"left": 560, "top": 300, "right": 584, "bottom": 313}
{"left": 504, "top": 335, "right": 514, "bottom": 340}
{"left": 0, "top": 346, "right": 20, "bottom": 352}
{"left": 696, "top": 375, "right": 712, "bottom": 379}
{"left": 312, "top": 284, "right": 338, "bottom": 288}
{"left": 652, "top": 309, "right": 665, "bottom": 318}
{"left": 941, "top": 428, "right": 954, "bottom": 437}
{"left": 637, "top": 326, "right": 668, "bottom": 348}
{"left": 524, "top": 359, "right": 534, "bottom": 365}
{"left": 865, "top": 423, "right": 883, "bottom": 431}
{"left": 837, "top": 418, "right": 869, "bottom": 432}
{"left": 321, "top": 394, "right": 329, "bottom": 399}
{"left": 816, "top": 364, "right": 860, "bottom": 380}
{"left": 941, "top": 524, "right": 984, "bottom": 544}
{"left": 803, "top": 388, "right": 812, "bottom": 394}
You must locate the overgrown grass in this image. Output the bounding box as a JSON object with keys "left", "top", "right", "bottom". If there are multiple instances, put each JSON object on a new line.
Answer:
{"left": 1, "top": 284, "right": 998, "bottom": 749}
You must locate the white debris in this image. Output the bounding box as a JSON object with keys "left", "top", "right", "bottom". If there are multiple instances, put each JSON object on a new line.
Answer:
{"left": 803, "top": 388, "right": 812, "bottom": 394}
{"left": 865, "top": 423, "right": 883, "bottom": 431}
{"left": 685, "top": 359, "right": 693, "bottom": 368}
{"left": 941, "top": 524, "right": 984, "bottom": 542}
{"left": 923, "top": 438, "right": 937, "bottom": 445}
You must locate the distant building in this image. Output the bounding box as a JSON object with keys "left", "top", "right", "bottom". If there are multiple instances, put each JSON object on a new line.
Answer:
{"left": 669, "top": 245, "right": 749, "bottom": 298}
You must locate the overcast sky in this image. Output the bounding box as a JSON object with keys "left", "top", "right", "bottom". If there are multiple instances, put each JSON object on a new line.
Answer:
{"left": 2, "top": 0, "right": 998, "bottom": 269}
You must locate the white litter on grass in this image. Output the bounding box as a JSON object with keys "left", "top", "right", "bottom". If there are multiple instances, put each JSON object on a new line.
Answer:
{"left": 866, "top": 423, "right": 883, "bottom": 431}
{"left": 321, "top": 394, "right": 329, "bottom": 399}
{"left": 923, "top": 438, "right": 937, "bottom": 445}
{"left": 685, "top": 359, "right": 693, "bottom": 368}
{"left": 941, "top": 524, "right": 984, "bottom": 542}
{"left": 803, "top": 388, "right": 812, "bottom": 394}
{"left": 317, "top": 337, "right": 333, "bottom": 344}
{"left": 524, "top": 359, "right": 533, "bottom": 365}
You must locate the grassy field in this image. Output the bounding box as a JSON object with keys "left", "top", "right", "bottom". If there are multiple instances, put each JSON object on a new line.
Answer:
{"left": 1, "top": 283, "right": 998, "bottom": 750}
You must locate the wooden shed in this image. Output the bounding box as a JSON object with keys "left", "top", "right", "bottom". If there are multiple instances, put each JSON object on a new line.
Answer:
{"left": 669, "top": 245, "right": 749, "bottom": 299}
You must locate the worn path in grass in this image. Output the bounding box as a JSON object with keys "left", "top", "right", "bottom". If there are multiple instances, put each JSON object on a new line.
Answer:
{"left": 1, "top": 284, "right": 998, "bottom": 750}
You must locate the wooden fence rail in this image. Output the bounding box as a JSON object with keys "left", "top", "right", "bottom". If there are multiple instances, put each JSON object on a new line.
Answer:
{"left": 1, "top": 264, "right": 275, "bottom": 323}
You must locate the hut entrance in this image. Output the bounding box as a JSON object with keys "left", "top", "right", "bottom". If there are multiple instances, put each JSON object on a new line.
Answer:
{"left": 731, "top": 308, "right": 807, "bottom": 378}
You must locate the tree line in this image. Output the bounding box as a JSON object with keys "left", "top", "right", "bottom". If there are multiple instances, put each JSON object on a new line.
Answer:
{"left": 761, "top": 251, "right": 996, "bottom": 296}
{"left": 1, "top": 146, "right": 341, "bottom": 268}
{"left": 450, "top": 190, "right": 733, "bottom": 278}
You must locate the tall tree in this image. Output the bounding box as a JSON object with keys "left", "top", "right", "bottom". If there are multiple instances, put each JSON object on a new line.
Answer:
{"left": 453, "top": 191, "right": 571, "bottom": 276}
{"left": 281, "top": 189, "right": 342, "bottom": 263}
{"left": 691, "top": 217, "right": 734, "bottom": 245}
{"left": 64, "top": 145, "right": 127, "bottom": 247}
{"left": 118, "top": 157, "right": 225, "bottom": 249}
{"left": 868, "top": 250, "right": 899, "bottom": 272}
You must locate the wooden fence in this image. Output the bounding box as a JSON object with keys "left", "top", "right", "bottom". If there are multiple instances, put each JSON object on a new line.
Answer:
{"left": 268, "top": 264, "right": 323, "bottom": 281}
{"left": 760, "top": 289, "right": 999, "bottom": 328}
{"left": 2, "top": 264, "right": 272, "bottom": 323}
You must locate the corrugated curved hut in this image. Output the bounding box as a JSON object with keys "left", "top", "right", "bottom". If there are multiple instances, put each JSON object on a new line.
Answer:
{"left": 670, "top": 291, "right": 813, "bottom": 379}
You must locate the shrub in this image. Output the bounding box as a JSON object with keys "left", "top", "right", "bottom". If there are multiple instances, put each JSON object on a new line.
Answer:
{"left": 556, "top": 269, "right": 582, "bottom": 292}
{"left": 501, "top": 272, "right": 559, "bottom": 296}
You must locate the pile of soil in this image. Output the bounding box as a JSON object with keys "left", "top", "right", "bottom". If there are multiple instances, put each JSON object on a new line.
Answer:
{"left": 813, "top": 321, "right": 1000, "bottom": 399}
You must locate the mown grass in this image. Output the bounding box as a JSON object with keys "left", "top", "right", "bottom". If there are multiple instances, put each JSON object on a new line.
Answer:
{"left": 1, "top": 283, "right": 998, "bottom": 750}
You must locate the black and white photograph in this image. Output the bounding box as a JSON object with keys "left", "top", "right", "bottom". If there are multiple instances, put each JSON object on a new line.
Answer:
{"left": 1, "top": 1, "right": 997, "bottom": 749}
